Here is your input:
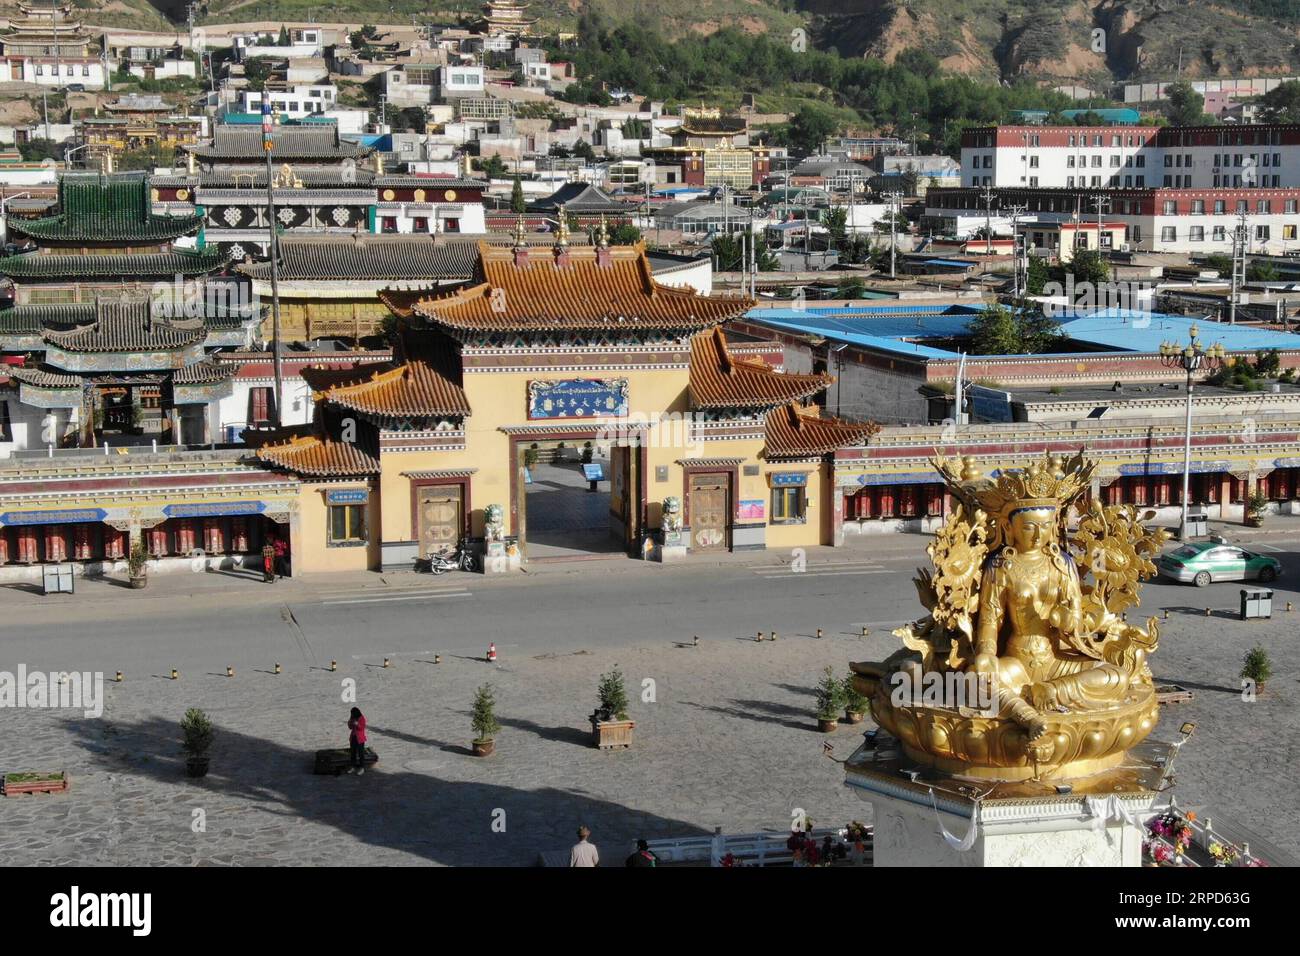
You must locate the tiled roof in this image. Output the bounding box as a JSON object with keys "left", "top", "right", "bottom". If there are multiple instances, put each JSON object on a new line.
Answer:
{"left": 310, "top": 333, "right": 470, "bottom": 419}
{"left": 187, "top": 126, "right": 373, "bottom": 161}
{"left": 237, "top": 235, "right": 479, "bottom": 281}
{"left": 14, "top": 172, "right": 205, "bottom": 243}
{"left": 763, "top": 405, "right": 880, "bottom": 458}
{"left": 172, "top": 360, "right": 237, "bottom": 385}
{"left": 250, "top": 428, "right": 380, "bottom": 478}
{"left": 0, "top": 303, "right": 96, "bottom": 335}
{"left": 43, "top": 300, "right": 205, "bottom": 353}
{"left": 0, "top": 248, "right": 229, "bottom": 279}
{"left": 690, "top": 327, "right": 832, "bottom": 409}
{"left": 530, "top": 181, "right": 627, "bottom": 212}
{"left": 5, "top": 365, "right": 81, "bottom": 388}
{"left": 395, "top": 242, "right": 752, "bottom": 333}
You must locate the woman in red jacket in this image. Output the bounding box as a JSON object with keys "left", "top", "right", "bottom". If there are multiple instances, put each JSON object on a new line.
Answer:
{"left": 347, "top": 707, "right": 367, "bottom": 775}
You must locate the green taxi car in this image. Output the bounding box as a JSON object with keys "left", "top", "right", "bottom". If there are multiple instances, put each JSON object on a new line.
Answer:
{"left": 1158, "top": 541, "right": 1282, "bottom": 587}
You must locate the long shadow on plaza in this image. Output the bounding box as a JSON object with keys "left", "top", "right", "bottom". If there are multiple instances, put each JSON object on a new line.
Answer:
{"left": 62, "top": 715, "right": 709, "bottom": 866}
{"left": 681, "top": 698, "right": 815, "bottom": 733}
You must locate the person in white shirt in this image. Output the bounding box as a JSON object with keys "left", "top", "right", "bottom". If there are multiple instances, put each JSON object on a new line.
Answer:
{"left": 570, "top": 826, "right": 599, "bottom": 867}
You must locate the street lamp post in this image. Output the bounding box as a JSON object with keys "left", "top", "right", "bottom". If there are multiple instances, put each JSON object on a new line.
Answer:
{"left": 1160, "top": 324, "right": 1226, "bottom": 541}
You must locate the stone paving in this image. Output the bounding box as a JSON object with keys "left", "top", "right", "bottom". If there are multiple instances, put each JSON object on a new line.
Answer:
{"left": 2, "top": 539, "right": 1299, "bottom": 866}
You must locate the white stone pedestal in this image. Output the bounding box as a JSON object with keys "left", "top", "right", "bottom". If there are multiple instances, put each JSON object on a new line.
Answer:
{"left": 649, "top": 532, "right": 687, "bottom": 562}
{"left": 845, "top": 735, "right": 1175, "bottom": 867}
{"left": 482, "top": 541, "right": 521, "bottom": 574}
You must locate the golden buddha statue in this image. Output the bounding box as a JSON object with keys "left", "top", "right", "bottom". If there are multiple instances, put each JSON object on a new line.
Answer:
{"left": 853, "top": 451, "right": 1169, "bottom": 781}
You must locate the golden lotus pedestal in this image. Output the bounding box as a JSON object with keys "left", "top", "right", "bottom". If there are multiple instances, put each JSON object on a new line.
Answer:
{"left": 844, "top": 732, "right": 1178, "bottom": 867}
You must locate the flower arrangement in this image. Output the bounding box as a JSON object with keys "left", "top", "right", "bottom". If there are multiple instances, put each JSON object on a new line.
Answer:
{"left": 1145, "top": 810, "right": 1194, "bottom": 864}
{"left": 1209, "top": 841, "right": 1239, "bottom": 867}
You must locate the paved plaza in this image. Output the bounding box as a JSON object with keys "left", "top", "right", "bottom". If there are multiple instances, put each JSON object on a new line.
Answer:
{"left": 1, "top": 528, "right": 1298, "bottom": 865}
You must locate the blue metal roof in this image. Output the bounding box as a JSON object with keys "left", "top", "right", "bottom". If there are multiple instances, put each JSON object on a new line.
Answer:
{"left": 1057, "top": 310, "right": 1300, "bottom": 352}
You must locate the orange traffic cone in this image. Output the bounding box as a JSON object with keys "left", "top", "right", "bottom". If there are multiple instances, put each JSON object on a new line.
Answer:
{"left": 487, "top": 642, "right": 497, "bottom": 663}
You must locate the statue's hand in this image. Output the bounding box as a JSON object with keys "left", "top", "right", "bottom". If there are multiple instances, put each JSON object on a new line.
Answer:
{"left": 1029, "top": 681, "right": 1060, "bottom": 711}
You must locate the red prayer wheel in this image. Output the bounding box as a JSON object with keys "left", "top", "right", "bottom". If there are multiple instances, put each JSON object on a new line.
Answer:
{"left": 72, "top": 523, "right": 95, "bottom": 560}
{"left": 103, "top": 526, "right": 126, "bottom": 560}
{"left": 0, "top": 528, "right": 9, "bottom": 565}
{"left": 43, "top": 526, "right": 69, "bottom": 562}
{"left": 231, "top": 516, "right": 249, "bottom": 553}
{"left": 203, "top": 517, "right": 225, "bottom": 554}
{"left": 15, "top": 527, "right": 37, "bottom": 563}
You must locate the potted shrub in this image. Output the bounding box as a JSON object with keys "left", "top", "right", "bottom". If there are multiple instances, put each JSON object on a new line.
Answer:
{"left": 128, "top": 539, "right": 149, "bottom": 589}
{"left": 591, "top": 669, "right": 634, "bottom": 749}
{"left": 1246, "top": 490, "right": 1269, "bottom": 527}
{"left": 815, "top": 666, "right": 845, "bottom": 732}
{"left": 471, "top": 683, "right": 500, "bottom": 757}
{"left": 842, "top": 671, "right": 868, "bottom": 724}
{"left": 1241, "top": 645, "right": 1273, "bottom": 694}
{"left": 180, "top": 707, "right": 214, "bottom": 778}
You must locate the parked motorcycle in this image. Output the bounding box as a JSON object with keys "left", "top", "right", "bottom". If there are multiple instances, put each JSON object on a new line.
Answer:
{"left": 414, "top": 539, "right": 478, "bottom": 575}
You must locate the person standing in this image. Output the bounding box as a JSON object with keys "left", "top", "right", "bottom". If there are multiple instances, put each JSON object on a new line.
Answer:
{"left": 261, "top": 537, "right": 276, "bottom": 583}
{"left": 570, "top": 826, "right": 599, "bottom": 867}
{"left": 625, "top": 839, "right": 657, "bottom": 867}
{"left": 273, "top": 533, "right": 289, "bottom": 579}
{"left": 347, "top": 707, "right": 367, "bottom": 775}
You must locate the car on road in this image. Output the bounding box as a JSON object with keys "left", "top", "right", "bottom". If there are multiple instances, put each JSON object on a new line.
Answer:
{"left": 1157, "top": 540, "right": 1282, "bottom": 587}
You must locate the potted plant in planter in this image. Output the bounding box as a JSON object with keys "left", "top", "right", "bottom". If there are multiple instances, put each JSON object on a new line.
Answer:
{"left": 591, "top": 669, "right": 634, "bottom": 749}
{"left": 842, "top": 671, "right": 868, "bottom": 724}
{"left": 1241, "top": 645, "right": 1273, "bottom": 694}
{"left": 471, "top": 683, "right": 500, "bottom": 757}
{"left": 128, "top": 540, "right": 149, "bottom": 589}
{"left": 815, "top": 666, "right": 846, "bottom": 732}
{"left": 180, "top": 707, "right": 214, "bottom": 778}
{"left": 1246, "top": 490, "right": 1269, "bottom": 527}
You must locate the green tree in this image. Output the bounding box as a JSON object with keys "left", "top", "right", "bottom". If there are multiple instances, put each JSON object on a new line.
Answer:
{"left": 278, "top": 25, "right": 290, "bottom": 46}
{"left": 17, "top": 138, "right": 61, "bottom": 162}
{"left": 477, "top": 153, "right": 508, "bottom": 178}
{"left": 1165, "top": 82, "right": 1205, "bottom": 126}
{"left": 1258, "top": 80, "right": 1300, "bottom": 124}
{"left": 711, "top": 232, "right": 777, "bottom": 272}
{"left": 510, "top": 176, "right": 526, "bottom": 213}
{"left": 1026, "top": 256, "right": 1049, "bottom": 296}
{"left": 968, "top": 302, "right": 1063, "bottom": 355}
{"left": 573, "top": 138, "right": 596, "bottom": 161}
{"left": 1248, "top": 260, "right": 1280, "bottom": 282}
{"left": 787, "top": 104, "right": 838, "bottom": 154}
{"left": 837, "top": 275, "right": 867, "bottom": 299}
{"left": 610, "top": 222, "right": 642, "bottom": 245}
{"left": 1255, "top": 348, "right": 1281, "bottom": 378}
{"left": 1065, "top": 248, "right": 1110, "bottom": 287}
{"left": 1203, "top": 253, "right": 1234, "bottom": 277}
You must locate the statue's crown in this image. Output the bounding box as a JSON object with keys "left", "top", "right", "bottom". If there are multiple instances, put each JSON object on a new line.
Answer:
{"left": 933, "top": 450, "right": 1094, "bottom": 517}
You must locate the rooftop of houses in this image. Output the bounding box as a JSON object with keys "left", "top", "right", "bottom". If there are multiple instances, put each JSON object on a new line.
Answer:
{"left": 237, "top": 234, "right": 480, "bottom": 282}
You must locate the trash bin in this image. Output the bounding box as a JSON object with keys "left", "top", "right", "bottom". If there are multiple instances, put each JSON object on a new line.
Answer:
{"left": 1240, "top": 587, "right": 1273, "bottom": 620}
{"left": 42, "top": 562, "right": 75, "bottom": 595}
{"left": 1187, "top": 512, "right": 1208, "bottom": 537}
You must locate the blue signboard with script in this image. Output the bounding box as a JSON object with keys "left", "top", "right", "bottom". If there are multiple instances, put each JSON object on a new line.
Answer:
{"left": 0, "top": 508, "right": 107, "bottom": 526}
{"left": 326, "top": 489, "right": 369, "bottom": 505}
{"left": 163, "top": 501, "right": 268, "bottom": 518}
{"left": 771, "top": 472, "right": 808, "bottom": 487}
{"left": 583, "top": 463, "right": 605, "bottom": 482}
{"left": 528, "top": 378, "right": 629, "bottom": 420}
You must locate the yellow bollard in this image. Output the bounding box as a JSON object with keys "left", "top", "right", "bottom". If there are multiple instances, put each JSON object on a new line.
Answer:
{"left": 434, "top": 654, "right": 442, "bottom": 664}
{"left": 171, "top": 668, "right": 179, "bottom": 680}
{"left": 757, "top": 631, "right": 763, "bottom": 642}
{"left": 770, "top": 631, "right": 778, "bottom": 641}
{"left": 274, "top": 662, "right": 281, "bottom": 675}
{"left": 1205, "top": 608, "right": 1211, "bottom": 616}
{"left": 693, "top": 635, "right": 699, "bottom": 647}
{"left": 816, "top": 628, "right": 823, "bottom": 639}
{"left": 1162, "top": 609, "right": 1169, "bottom": 620}
{"left": 861, "top": 626, "right": 869, "bottom": 637}
{"left": 115, "top": 671, "right": 123, "bottom": 683}
{"left": 330, "top": 659, "right": 337, "bottom": 672}
{"left": 383, "top": 657, "right": 390, "bottom": 668}
{"left": 1288, "top": 603, "right": 1294, "bottom": 613}
{"left": 226, "top": 666, "right": 234, "bottom": 678}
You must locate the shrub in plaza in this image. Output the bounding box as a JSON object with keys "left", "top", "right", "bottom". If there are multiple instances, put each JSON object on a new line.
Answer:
{"left": 1247, "top": 490, "right": 1270, "bottom": 526}
{"left": 1241, "top": 646, "right": 1274, "bottom": 692}
{"left": 128, "top": 540, "right": 149, "bottom": 588}
{"left": 815, "top": 666, "right": 846, "bottom": 732}
{"left": 471, "top": 684, "right": 501, "bottom": 757}
{"left": 592, "top": 669, "right": 635, "bottom": 749}
{"left": 180, "top": 708, "right": 214, "bottom": 778}
{"left": 841, "top": 671, "right": 868, "bottom": 724}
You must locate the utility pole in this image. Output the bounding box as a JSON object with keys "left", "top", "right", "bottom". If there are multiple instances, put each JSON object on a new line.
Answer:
{"left": 980, "top": 182, "right": 996, "bottom": 255}
{"left": 885, "top": 190, "right": 900, "bottom": 280}
{"left": 262, "top": 91, "right": 284, "bottom": 428}
{"left": 52, "top": 0, "right": 62, "bottom": 93}
{"left": 1089, "top": 193, "right": 1112, "bottom": 259}
{"left": 1230, "top": 211, "right": 1248, "bottom": 325}
{"left": 1005, "top": 203, "right": 1027, "bottom": 298}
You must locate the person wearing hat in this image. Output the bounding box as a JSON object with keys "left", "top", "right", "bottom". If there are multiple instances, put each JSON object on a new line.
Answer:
{"left": 570, "top": 825, "right": 599, "bottom": 867}
{"left": 625, "top": 839, "right": 657, "bottom": 867}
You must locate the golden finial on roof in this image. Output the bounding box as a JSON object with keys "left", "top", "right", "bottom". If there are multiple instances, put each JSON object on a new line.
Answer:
{"left": 555, "top": 203, "right": 570, "bottom": 249}
{"left": 596, "top": 213, "right": 609, "bottom": 248}
{"left": 513, "top": 214, "right": 527, "bottom": 248}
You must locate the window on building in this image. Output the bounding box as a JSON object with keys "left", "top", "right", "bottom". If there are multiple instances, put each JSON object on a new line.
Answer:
{"left": 412, "top": 216, "right": 429, "bottom": 232}
{"left": 82, "top": 65, "right": 89, "bottom": 76}
{"left": 1237, "top": 199, "right": 1248, "bottom": 213}
{"left": 1161, "top": 226, "right": 1177, "bottom": 242}
{"left": 1067, "top": 156, "right": 1076, "bottom": 168}
{"left": 1189, "top": 226, "right": 1204, "bottom": 242}
{"left": 1263, "top": 154, "right": 1272, "bottom": 167}
{"left": 770, "top": 486, "right": 806, "bottom": 524}
{"left": 1163, "top": 175, "right": 1172, "bottom": 187}
{"left": 248, "top": 387, "right": 276, "bottom": 426}
{"left": 1111, "top": 135, "right": 1120, "bottom": 147}
{"left": 1124, "top": 176, "right": 1132, "bottom": 187}
{"left": 1136, "top": 155, "right": 1145, "bottom": 168}
{"left": 329, "top": 504, "right": 366, "bottom": 545}
{"left": 1163, "top": 200, "right": 1177, "bottom": 215}
{"left": 1067, "top": 176, "right": 1075, "bottom": 188}
{"left": 1274, "top": 152, "right": 1281, "bottom": 167}
{"left": 1257, "top": 225, "right": 1271, "bottom": 241}
{"left": 1215, "top": 200, "right": 1226, "bottom": 214}
{"left": 1136, "top": 175, "right": 1145, "bottom": 186}
{"left": 1192, "top": 200, "right": 1204, "bottom": 214}
{"left": 1029, "top": 156, "right": 1039, "bottom": 168}
{"left": 1091, "top": 176, "right": 1101, "bottom": 187}
{"left": 1285, "top": 225, "right": 1298, "bottom": 241}
{"left": 381, "top": 216, "right": 398, "bottom": 233}
{"left": 1093, "top": 135, "right": 1102, "bottom": 146}
{"left": 1091, "top": 155, "right": 1102, "bottom": 167}
{"left": 1131, "top": 224, "right": 1142, "bottom": 242}
{"left": 1110, "top": 155, "right": 1120, "bottom": 167}
{"left": 1213, "top": 225, "right": 1226, "bottom": 241}
{"left": 1164, "top": 155, "right": 1173, "bottom": 167}
{"left": 982, "top": 155, "right": 991, "bottom": 168}
{"left": 1069, "top": 135, "right": 1076, "bottom": 147}
{"left": 1288, "top": 200, "right": 1298, "bottom": 214}
{"left": 35, "top": 64, "right": 43, "bottom": 75}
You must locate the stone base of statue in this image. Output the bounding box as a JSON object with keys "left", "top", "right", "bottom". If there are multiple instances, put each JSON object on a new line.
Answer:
{"left": 845, "top": 732, "right": 1175, "bottom": 867}
{"left": 482, "top": 540, "right": 521, "bottom": 574}
{"left": 652, "top": 530, "right": 687, "bottom": 562}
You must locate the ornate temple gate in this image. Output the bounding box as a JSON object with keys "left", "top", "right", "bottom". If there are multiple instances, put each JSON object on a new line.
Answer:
{"left": 687, "top": 473, "right": 731, "bottom": 552}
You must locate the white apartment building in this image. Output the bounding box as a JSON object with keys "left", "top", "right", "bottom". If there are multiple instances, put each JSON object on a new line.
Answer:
{"left": 961, "top": 125, "right": 1300, "bottom": 191}
{"left": 240, "top": 85, "right": 337, "bottom": 119}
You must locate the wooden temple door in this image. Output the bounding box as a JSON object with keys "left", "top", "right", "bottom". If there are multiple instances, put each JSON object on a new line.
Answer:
{"left": 417, "top": 487, "right": 462, "bottom": 558}
{"left": 689, "top": 474, "right": 730, "bottom": 552}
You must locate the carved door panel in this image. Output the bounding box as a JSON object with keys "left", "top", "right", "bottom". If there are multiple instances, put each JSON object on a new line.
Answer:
{"left": 689, "top": 474, "right": 729, "bottom": 552}
{"left": 417, "top": 487, "right": 462, "bottom": 558}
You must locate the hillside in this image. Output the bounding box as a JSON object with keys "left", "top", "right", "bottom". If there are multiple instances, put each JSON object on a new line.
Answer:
{"left": 7, "top": 1, "right": 1298, "bottom": 87}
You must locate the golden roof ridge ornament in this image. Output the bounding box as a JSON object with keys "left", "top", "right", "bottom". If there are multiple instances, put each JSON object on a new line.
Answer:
{"left": 596, "top": 213, "right": 610, "bottom": 248}
{"left": 555, "top": 203, "right": 570, "bottom": 249}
